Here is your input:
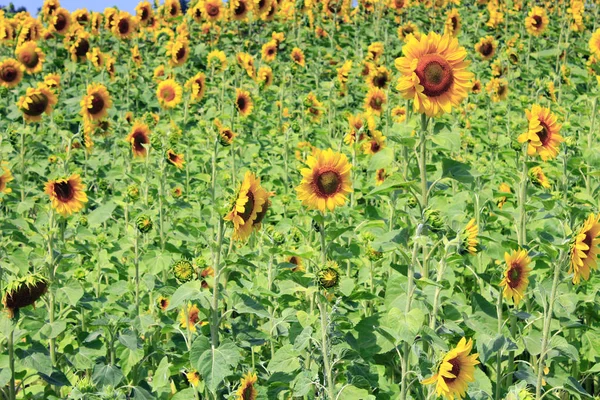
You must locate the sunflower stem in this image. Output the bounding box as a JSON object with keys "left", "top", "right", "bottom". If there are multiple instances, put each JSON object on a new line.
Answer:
{"left": 495, "top": 291, "right": 503, "bottom": 400}
{"left": 134, "top": 227, "right": 140, "bottom": 315}
{"left": 418, "top": 113, "right": 429, "bottom": 278}
{"left": 318, "top": 218, "right": 335, "bottom": 399}
{"left": 588, "top": 97, "right": 597, "bottom": 150}
{"left": 210, "top": 218, "right": 225, "bottom": 348}
{"left": 535, "top": 251, "right": 565, "bottom": 400}
{"left": 47, "top": 209, "right": 57, "bottom": 367}
{"left": 8, "top": 324, "right": 15, "bottom": 400}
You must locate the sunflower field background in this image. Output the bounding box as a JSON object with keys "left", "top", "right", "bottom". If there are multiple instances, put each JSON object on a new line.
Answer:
{"left": 1, "top": 0, "right": 600, "bottom": 399}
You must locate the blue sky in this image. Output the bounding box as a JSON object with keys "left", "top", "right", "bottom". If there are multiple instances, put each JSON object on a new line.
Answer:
{"left": 4, "top": 0, "right": 139, "bottom": 13}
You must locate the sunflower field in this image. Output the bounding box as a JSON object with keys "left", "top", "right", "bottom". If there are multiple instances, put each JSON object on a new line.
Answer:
{"left": 1, "top": 0, "right": 600, "bottom": 399}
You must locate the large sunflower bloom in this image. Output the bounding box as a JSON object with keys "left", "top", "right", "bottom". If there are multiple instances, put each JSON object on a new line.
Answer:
{"left": 235, "top": 89, "right": 253, "bottom": 117}
{"left": 45, "top": 174, "right": 88, "bottom": 216}
{"left": 569, "top": 213, "right": 600, "bottom": 284}
{"left": 15, "top": 41, "right": 45, "bottom": 74}
{"left": 50, "top": 7, "right": 71, "bottom": 34}
{"left": 0, "top": 162, "right": 14, "bottom": 195}
{"left": 224, "top": 171, "right": 270, "bottom": 241}
{"left": 421, "top": 337, "right": 480, "bottom": 400}
{"left": 296, "top": 148, "right": 352, "bottom": 212}
{"left": 500, "top": 249, "right": 532, "bottom": 306}
{"left": 126, "top": 122, "right": 151, "bottom": 158}
{"left": 112, "top": 11, "right": 136, "bottom": 39}
{"left": 517, "top": 105, "right": 563, "bottom": 161}
{"left": 17, "top": 84, "right": 57, "bottom": 123}
{"left": 81, "top": 83, "right": 112, "bottom": 121}
{"left": 525, "top": 7, "right": 548, "bottom": 37}
{"left": 236, "top": 372, "right": 258, "bottom": 400}
{"left": 395, "top": 32, "right": 473, "bottom": 117}
{"left": 157, "top": 79, "right": 183, "bottom": 109}
{"left": 0, "top": 59, "right": 24, "bottom": 88}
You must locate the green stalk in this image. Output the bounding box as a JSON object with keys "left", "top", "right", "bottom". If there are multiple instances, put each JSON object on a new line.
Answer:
{"left": 134, "top": 227, "right": 140, "bottom": 314}
{"left": 318, "top": 218, "right": 335, "bottom": 399}
{"left": 418, "top": 114, "right": 430, "bottom": 279}
{"left": 588, "top": 98, "right": 597, "bottom": 150}
{"left": 495, "top": 293, "right": 503, "bottom": 400}
{"left": 210, "top": 218, "right": 225, "bottom": 348}
{"left": 8, "top": 326, "right": 15, "bottom": 400}
{"left": 47, "top": 210, "right": 56, "bottom": 366}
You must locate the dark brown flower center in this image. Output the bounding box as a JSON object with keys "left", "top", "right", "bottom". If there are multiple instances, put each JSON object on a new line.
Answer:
{"left": 451, "top": 16, "right": 459, "bottom": 31}
{"left": 537, "top": 121, "right": 550, "bottom": 146}
{"left": 369, "top": 94, "right": 383, "bottom": 111}
{"left": 21, "top": 51, "right": 39, "bottom": 69}
{"left": 89, "top": 93, "right": 105, "bottom": 115}
{"left": 189, "top": 309, "right": 199, "bottom": 324}
{"left": 23, "top": 93, "right": 48, "bottom": 116}
{"left": 207, "top": 4, "right": 220, "bottom": 17}
{"left": 160, "top": 298, "right": 169, "bottom": 309}
{"left": 161, "top": 87, "right": 176, "bottom": 102}
{"left": 316, "top": 170, "right": 340, "bottom": 196}
{"left": 532, "top": 15, "right": 542, "bottom": 27}
{"left": 237, "top": 95, "right": 247, "bottom": 111}
{"left": 582, "top": 231, "right": 594, "bottom": 256}
{"left": 372, "top": 72, "right": 388, "bottom": 88}
{"left": 54, "top": 180, "right": 75, "bottom": 201}
{"left": 258, "top": 0, "right": 266, "bottom": 10}
{"left": 176, "top": 46, "right": 187, "bottom": 61}
{"left": 497, "top": 83, "right": 507, "bottom": 97}
{"left": 415, "top": 54, "right": 454, "bottom": 97}
{"left": 169, "top": 151, "right": 179, "bottom": 162}
{"left": 472, "top": 82, "right": 481, "bottom": 92}
{"left": 443, "top": 357, "right": 461, "bottom": 384}
{"left": 254, "top": 200, "right": 269, "bottom": 224}
{"left": 55, "top": 13, "right": 68, "bottom": 31}
{"left": 327, "top": 0, "right": 342, "bottom": 14}
{"left": 240, "top": 191, "right": 255, "bottom": 222}
{"left": 77, "top": 13, "right": 89, "bottom": 23}
{"left": 267, "top": 47, "right": 275, "bottom": 55}
{"left": 133, "top": 130, "right": 148, "bottom": 152}
{"left": 242, "top": 384, "right": 254, "bottom": 400}
{"left": 235, "top": 1, "right": 247, "bottom": 16}
{"left": 480, "top": 42, "right": 493, "bottom": 57}
{"left": 75, "top": 38, "right": 90, "bottom": 57}
{"left": 370, "top": 140, "right": 381, "bottom": 153}
{"left": 0, "top": 65, "right": 17, "bottom": 82}
{"left": 508, "top": 263, "right": 522, "bottom": 288}
{"left": 118, "top": 18, "right": 130, "bottom": 34}
{"left": 169, "top": 5, "right": 178, "bottom": 16}
{"left": 140, "top": 8, "right": 149, "bottom": 20}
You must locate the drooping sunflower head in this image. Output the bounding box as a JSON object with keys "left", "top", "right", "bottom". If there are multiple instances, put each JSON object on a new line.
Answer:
{"left": 569, "top": 213, "right": 600, "bottom": 284}
{"left": 0, "top": 162, "right": 14, "bottom": 195}
{"left": 525, "top": 6, "right": 548, "bottom": 36}
{"left": 15, "top": 40, "right": 45, "bottom": 74}
{"left": 44, "top": 174, "right": 88, "bottom": 216}
{"left": 517, "top": 105, "right": 563, "bottom": 161}
{"left": 291, "top": 47, "right": 306, "bottom": 67}
{"left": 367, "top": 65, "right": 391, "bottom": 89}
{"left": 459, "top": 218, "right": 479, "bottom": 255}
{"left": 395, "top": 31, "right": 473, "bottom": 117}
{"left": 2, "top": 274, "right": 49, "bottom": 318}
{"left": 318, "top": 262, "right": 341, "bottom": 289}
{"left": 444, "top": 8, "right": 461, "bottom": 36}
{"left": 17, "top": 84, "right": 58, "bottom": 123}
{"left": 156, "top": 78, "right": 183, "bottom": 109}
{"left": 179, "top": 303, "right": 201, "bottom": 332}
{"left": 80, "top": 83, "right": 112, "bottom": 121}
{"left": 236, "top": 372, "right": 258, "bottom": 400}
{"left": 224, "top": 171, "right": 270, "bottom": 241}
{"left": 296, "top": 148, "right": 352, "bottom": 212}
{"left": 475, "top": 35, "right": 496, "bottom": 60}
{"left": 0, "top": 59, "right": 24, "bottom": 88}
{"left": 235, "top": 88, "right": 254, "bottom": 117}
{"left": 261, "top": 40, "right": 278, "bottom": 62}
{"left": 167, "top": 149, "right": 185, "bottom": 169}
{"left": 256, "top": 66, "right": 273, "bottom": 88}
{"left": 364, "top": 86, "right": 387, "bottom": 116}
{"left": 500, "top": 249, "right": 532, "bottom": 305}
{"left": 126, "top": 122, "right": 151, "bottom": 158}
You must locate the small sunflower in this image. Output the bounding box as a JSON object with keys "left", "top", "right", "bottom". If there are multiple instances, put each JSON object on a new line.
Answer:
{"left": 391, "top": 106, "right": 407, "bottom": 123}
{"left": 45, "top": 174, "right": 88, "bottom": 216}
{"left": 305, "top": 92, "right": 324, "bottom": 123}
{"left": 444, "top": 8, "right": 461, "bottom": 36}
{"left": 318, "top": 263, "right": 341, "bottom": 289}
{"left": 474, "top": 36, "right": 497, "bottom": 60}
{"left": 486, "top": 77, "right": 508, "bottom": 102}
{"left": 236, "top": 372, "right": 258, "bottom": 400}
{"left": 164, "top": 0, "right": 182, "bottom": 18}
{"left": 525, "top": 7, "right": 548, "bottom": 36}
{"left": 395, "top": 31, "right": 473, "bottom": 117}
{"left": 167, "top": 149, "right": 185, "bottom": 169}
{"left": 367, "top": 65, "right": 391, "bottom": 89}
{"left": 224, "top": 172, "right": 270, "bottom": 241}
{"left": 17, "top": 84, "right": 58, "bottom": 122}
{"left": 569, "top": 213, "right": 600, "bottom": 284}
{"left": 87, "top": 48, "right": 105, "bottom": 70}
{"left": 364, "top": 87, "right": 387, "bottom": 116}
{"left": 471, "top": 79, "right": 482, "bottom": 94}
{"left": 0, "top": 162, "right": 14, "bottom": 194}
{"left": 157, "top": 296, "right": 170, "bottom": 311}
{"left": 291, "top": 47, "right": 306, "bottom": 67}
{"left": 256, "top": 66, "right": 273, "bottom": 88}
{"left": 460, "top": 218, "right": 479, "bottom": 255}
{"left": 126, "top": 122, "right": 151, "bottom": 158}
{"left": 363, "top": 130, "right": 386, "bottom": 155}
{"left": 186, "top": 370, "right": 201, "bottom": 387}
{"left": 367, "top": 42, "right": 384, "bottom": 62}
{"left": 208, "top": 50, "right": 227, "bottom": 72}
{"left": 287, "top": 256, "right": 305, "bottom": 272}
{"left": 131, "top": 45, "right": 142, "bottom": 67}
{"left": 136, "top": 1, "right": 153, "bottom": 25}
{"left": 296, "top": 148, "right": 352, "bottom": 212}
{"left": 337, "top": 60, "right": 352, "bottom": 88}
{"left": 236, "top": 52, "right": 255, "bottom": 78}
{"left": 235, "top": 88, "right": 254, "bottom": 117}
{"left": 0, "top": 59, "right": 24, "bottom": 88}
{"left": 68, "top": 31, "right": 91, "bottom": 62}
{"left": 112, "top": 11, "right": 136, "bottom": 39}
{"left": 167, "top": 39, "right": 190, "bottom": 67}
{"left": 375, "top": 168, "right": 388, "bottom": 186}
{"left": 215, "top": 119, "right": 237, "bottom": 146}
{"left": 230, "top": 0, "right": 250, "bottom": 21}
{"left": 517, "top": 105, "right": 563, "bottom": 161}
{"left": 157, "top": 78, "right": 183, "bottom": 109}
{"left": 397, "top": 22, "right": 420, "bottom": 42}
{"left": 15, "top": 41, "right": 45, "bottom": 74}
{"left": 500, "top": 249, "right": 532, "bottom": 306}
{"left": 497, "top": 182, "right": 511, "bottom": 209}
{"left": 422, "top": 338, "right": 480, "bottom": 400}
{"left": 528, "top": 166, "right": 551, "bottom": 189}
{"left": 203, "top": 0, "right": 224, "bottom": 21}
{"left": 261, "top": 40, "right": 278, "bottom": 62}
{"left": 81, "top": 83, "right": 112, "bottom": 121}
{"left": 179, "top": 303, "right": 201, "bottom": 332}
{"left": 186, "top": 72, "right": 206, "bottom": 102}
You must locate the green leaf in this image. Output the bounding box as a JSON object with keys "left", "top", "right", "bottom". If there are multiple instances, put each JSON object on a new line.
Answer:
{"left": 58, "top": 281, "right": 84, "bottom": 307}
{"left": 232, "top": 293, "right": 270, "bottom": 318}
{"left": 337, "top": 385, "right": 370, "bottom": 399}
{"left": 267, "top": 344, "right": 301, "bottom": 374}
{"left": 117, "top": 346, "right": 144, "bottom": 377}
{"left": 19, "top": 351, "right": 52, "bottom": 375}
{"left": 189, "top": 336, "right": 211, "bottom": 367}
{"left": 442, "top": 158, "right": 478, "bottom": 184}
{"left": 39, "top": 321, "right": 67, "bottom": 340}
{"left": 87, "top": 202, "right": 118, "bottom": 227}
{"left": 197, "top": 341, "right": 241, "bottom": 393}
{"left": 152, "top": 357, "right": 172, "bottom": 392}
{"left": 380, "top": 307, "right": 424, "bottom": 344}
{"left": 172, "top": 388, "right": 197, "bottom": 400}
{"left": 564, "top": 377, "right": 593, "bottom": 399}
{"left": 92, "top": 363, "right": 124, "bottom": 388}
{"left": 167, "top": 281, "right": 202, "bottom": 310}
{"left": 368, "top": 147, "right": 394, "bottom": 171}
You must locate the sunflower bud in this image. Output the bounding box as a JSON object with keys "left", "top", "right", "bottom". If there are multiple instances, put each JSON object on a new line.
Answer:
{"left": 73, "top": 267, "right": 87, "bottom": 281}
{"left": 406, "top": 196, "right": 418, "bottom": 209}
{"left": 150, "top": 132, "right": 163, "bottom": 151}
{"left": 78, "top": 215, "right": 88, "bottom": 226}
{"left": 127, "top": 184, "right": 140, "bottom": 201}
{"left": 173, "top": 259, "right": 195, "bottom": 282}
{"left": 136, "top": 215, "right": 153, "bottom": 233}
{"left": 74, "top": 375, "right": 95, "bottom": 394}
{"left": 361, "top": 232, "right": 375, "bottom": 242}
{"left": 366, "top": 246, "right": 383, "bottom": 261}
{"left": 2, "top": 274, "right": 49, "bottom": 318}
{"left": 424, "top": 208, "right": 444, "bottom": 233}
{"left": 318, "top": 262, "right": 340, "bottom": 289}
{"left": 291, "top": 228, "right": 303, "bottom": 243}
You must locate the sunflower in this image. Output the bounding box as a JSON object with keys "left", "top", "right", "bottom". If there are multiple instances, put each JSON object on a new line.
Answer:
{"left": 157, "top": 79, "right": 183, "bottom": 109}
{"left": 291, "top": 47, "right": 306, "bottom": 67}
{"left": 287, "top": 256, "right": 305, "bottom": 272}
{"left": 0, "top": 162, "right": 14, "bottom": 195}
{"left": 112, "top": 12, "right": 136, "bottom": 39}
{"left": 528, "top": 166, "right": 551, "bottom": 189}
{"left": 375, "top": 168, "right": 388, "bottom": 186}
{"left": 224, "top": 171, "right": 270, "bottom": 241}
{"left": 42, "top": 0, "right": 60, "bottom": 17}
{"left": 389, "top": 0, "right": 408, "bottom": 13}
{"left": 215, "top": 119, "right": 237, "bottom": 146}
{"left": 167, "top": 149, "right": 185, "bottom": 169}
{"left": 131, "top": 45, "right": 142, "bottom": 67}
{"left": 517, "top": 105, "right": 563, "bottom": 161}
{"left": 237, "top": 52, "right": 255, "bottom": 78}
{"left": 45, "top": 174, "right": 88, "bottom": 216}
{"left": 2, "top": 274, "right": 48, "bottom": 318}
{"left": 395, "top": 32, "right": 473, "bottom": 117}
{"left": 570, "top": 213, "right": 600, "bottom": 284}
{"left": 525, "top": 7, "right": 548, "bottom": 36}
{"left": 391, "top": 106, "right": 407, "bottom": 123}
{"left": 81, "top": 83, "right": 112, "bottom": 121}
{"left": 203, "top": 0, "right": 224, "bottom": 21}
{"left": 397, "top": 22, "right": 420, "bottom": 42}
{"left": 500, "top": 249, "right": 532, "bottom": 305}
{"left": 589, "top": 29, "right": 600, "bottom": 60}
{"left": 367, "top": 42, "right": 384, "bottom": 62}
{"left": 49, "top": 7, "right": 71, "bottom": 34}
{"left": 305, "top": 92, "right": 323, "bottom": 123}
{"left": 208, "top": 49, "right": 227, "bottom": 72}
{"left": 444, "top": 8, "right": 461, "bottom": 36}
{"left": 165, "top": 0, "right": 182, "bottom": 18}
{"left": 364, "top": 87, "right": 387, "bottom": 116}
{"left": 72, "top": 9, "right": 90, "bottom": 26}
{"left": 68, "top": 31, "right": 90, "bottom": 62}
{"left": 459, "top": 218, "right": 479, "bottom": 255}
{"left": 261, "top": 40, "right": 278, "bottom": 62}
{"left": 367, "top": 65, "right": 391, "bottom": 89}
{"left": 91, "top": 12, "right": 102, "bottom": 34}
{"left": 0, "top": 59, "right": 24, "bottom": 88}
{"left": 186, "top": 72, "right": 206, "bottom": 102}
{"left": 475, "top": 36, "right": 496, "bottom": 60}
{"left": 87, "top": 48, "right": 105, "bottom": 70}
{"left": 126, "top": 122, "right": 151, "bottom": 157}
{"left": 179, "top": 303, "right": 201, "bottom": 332}
{"left": 496, "top": 182, "right": 511, "bottom": 208}
{"left": 235, "top": 89, "right": 253, "bottom": 117}
{"left": 17, "top": 84, "right": 57, "bottom": 122}
{"left": 105, "top": 56, "right": 116, "bottom": 80}
{"left": 167, "top": 39, "right": 190, "bottom": 67}
{"left": 363, "top": 130, "right": 386, "bottom": 155}
{"left": 485, "top": 77, "right": 508, "bottom": 102}
{"left": 471, "top": 79, "right": 481, "bottom": 94}
{"left": 230, "top": 0, "right": 250, "bottom": 21}
{"left": 136, "top": 1, "right": 153, "bottom": 25}
{"left": 186, "top": 370, "right": 201, "bottom": 387}
{"left": 422, "top": 337, "right": 480, "bottom": 400}
{"left": 236, "top": 372, "right": 258, "bottom": 400}
{"left": 256, "top": 66, "right": 273, "bottom": 88}
{"left": 200, "top": 266, "right": 214, "bottom": 289}
{"left": 296, "top": 148, "right": 352, "bottom": 212}
{"left": 15, "top": 41, "right": 45, "bottom": 74}
{"left": 337, "top": 60, "right": 352, "bottom": 88}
